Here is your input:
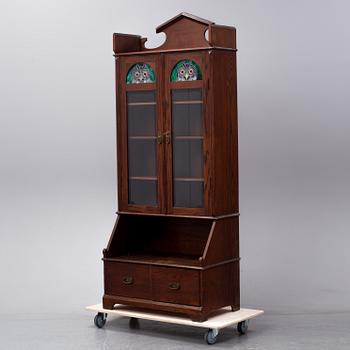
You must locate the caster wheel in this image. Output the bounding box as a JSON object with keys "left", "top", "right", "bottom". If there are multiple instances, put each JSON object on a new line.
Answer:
{"left": 204, "top": 329, "right": 218, "bottom": 345}
{"left": 237, "top": 320, "right": 248, "bottom": 335}
{"left": 94, "top": 313, "right": 107, "bottom": 328}
{"left": 129, "top": 317, "right": 140, "bottom": 329}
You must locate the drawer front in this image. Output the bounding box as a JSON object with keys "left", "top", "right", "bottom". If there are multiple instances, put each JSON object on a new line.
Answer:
{"left": 104, "top": 262, "right": 150, "bottom": 299}
{"left": 151, "top": 266, "right": 200, "bottom": 306}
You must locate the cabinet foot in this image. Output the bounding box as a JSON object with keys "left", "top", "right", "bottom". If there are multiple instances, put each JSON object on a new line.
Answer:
{"left": 231, "top": 305, "right": 239, "bottom": 312}
{"left": 102, "top": 295, "right": 116, "bottom": 310}
{"left": 188, "top": 311, "right": 210, "bottom": 322}
{"left": 191, "top": 315, "right": 208, "bottom": 322}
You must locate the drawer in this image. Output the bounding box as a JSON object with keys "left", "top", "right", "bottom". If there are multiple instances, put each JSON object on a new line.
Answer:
{"left": 104, "top": 261, "right": 151, "bottom": 299}
{"left": 151, "top": 266, "right": 200, "bottom": 306}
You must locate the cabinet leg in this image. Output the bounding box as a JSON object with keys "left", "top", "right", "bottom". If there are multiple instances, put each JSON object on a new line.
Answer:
{"left": 191, "top": 314, "right": 208, "bottom": 322}
{"left": 103, "top": 295, "right": 116, "bottom": 310}
{"left": 231, "top": 305, "right": 239, "bottom": 312}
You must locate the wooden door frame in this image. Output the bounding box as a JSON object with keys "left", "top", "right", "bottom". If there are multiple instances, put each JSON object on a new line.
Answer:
{"left": 117, "top": 54, "right": 165, "bottom": 214}
{"left": 163, "top": 51, "right": 212, "bottom": 216}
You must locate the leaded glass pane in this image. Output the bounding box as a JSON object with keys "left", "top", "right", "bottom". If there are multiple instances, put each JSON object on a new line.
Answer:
{"left": 126, "top": 63, "right": 156, "bottom": 84}
{"left": 170, "top": 60, "right": 202, "bottom": 82}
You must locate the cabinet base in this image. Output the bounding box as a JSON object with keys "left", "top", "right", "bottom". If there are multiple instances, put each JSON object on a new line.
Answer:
{"left": 103, "top": 294, "right": 239, "bottom": 322}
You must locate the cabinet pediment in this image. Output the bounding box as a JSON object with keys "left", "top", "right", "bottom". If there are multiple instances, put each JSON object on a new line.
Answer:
{"left": 156, "top": 12, "right": 214, "bottom": 33}
{"left": 113, "top": 12, "right": 236, "bottom": 55}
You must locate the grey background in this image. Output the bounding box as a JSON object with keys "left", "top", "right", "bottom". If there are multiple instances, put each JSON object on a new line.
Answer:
{"left": 1, "top": 0, "right": 349, "bottom": 321}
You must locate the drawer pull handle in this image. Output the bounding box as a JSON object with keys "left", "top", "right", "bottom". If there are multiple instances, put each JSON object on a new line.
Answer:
{"left": 122, "top": 276, "right": 133, "bottom": 285}
{"left": 168, "top": 282, "right": 180, "bottom": 290}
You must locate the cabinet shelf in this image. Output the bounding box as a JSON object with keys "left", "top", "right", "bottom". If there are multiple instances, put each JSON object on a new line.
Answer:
{"left": 174, "top": 136, "right": 203, "bottom": 140}
{"left": 128, "top": 136, "right": 156, "bottom": 140}
{"left": 127, "top": 102, "right": 156, "bottom": 106}
{"left": 105, "top": 254, "right": 202, "bottom": 268}
{"left": 174, "top": 177, "right": 204, "bottom": 182}
{"left": 129, "top": 176, "right": 157, "bottom": 181}
{"left": 173, "top": 100, "right": 203, "bottom": 105}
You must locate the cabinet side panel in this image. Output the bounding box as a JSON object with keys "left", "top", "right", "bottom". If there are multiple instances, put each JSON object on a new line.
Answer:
{"left": 211, "top": 50, "right": 238, "bottom": 215}
{"left": 202, "top": 217, "right": 239, "bottom": 265}
{"left": 202, "top": 261, "right": 240, "bottom": 311}
{"left": 103, "top": 215, "right": 128, "bottom": 258}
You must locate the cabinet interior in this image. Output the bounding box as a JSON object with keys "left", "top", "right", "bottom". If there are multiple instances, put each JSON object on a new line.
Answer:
{"left": 105, "top": 214, "right": 213, "bottom": 266}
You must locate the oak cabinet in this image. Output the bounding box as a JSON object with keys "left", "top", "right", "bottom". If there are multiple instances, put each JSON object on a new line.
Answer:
{"left": 102, "top": 13, "right": 240, "bottom": 322}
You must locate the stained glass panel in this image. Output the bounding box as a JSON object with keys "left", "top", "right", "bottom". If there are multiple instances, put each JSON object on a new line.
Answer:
{"left": 170, "top": 60, "right": 202, "bottom": 82}
{"left": 126, "top": 63, "right": 156, "bottom": 84}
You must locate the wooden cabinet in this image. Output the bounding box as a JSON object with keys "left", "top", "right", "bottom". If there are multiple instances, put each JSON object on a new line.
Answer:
{"left": 102, "top": 13, "right": 240, "bottom": 322}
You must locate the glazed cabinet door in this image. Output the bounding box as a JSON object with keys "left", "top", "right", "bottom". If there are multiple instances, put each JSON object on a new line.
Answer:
{"left": 164, "top": 53, "right": 211, "bottom": 216}
{"left": 117, "top": 56, "right": 165, "bottom": 213}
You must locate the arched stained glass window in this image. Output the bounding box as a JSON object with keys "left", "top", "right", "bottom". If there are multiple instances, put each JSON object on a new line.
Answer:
{"left": 170, "top": 59, "right": 202, "bottom": 82}
{"left": 126, "top": 63, "right": 156, "bottom": 84}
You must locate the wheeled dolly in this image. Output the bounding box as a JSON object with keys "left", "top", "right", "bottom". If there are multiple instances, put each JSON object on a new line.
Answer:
{"left": 86, "top": 304, "right": 263, "bottom": 345}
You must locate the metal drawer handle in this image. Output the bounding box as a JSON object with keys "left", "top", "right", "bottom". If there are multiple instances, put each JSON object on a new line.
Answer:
{"left": 122, "top": 276, "right": 134, "bottom": 285}
{"left": 168, "top": 282, "right": 180, "bottom": 290}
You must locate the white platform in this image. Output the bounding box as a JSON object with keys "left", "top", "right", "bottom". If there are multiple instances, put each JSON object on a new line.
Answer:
{"left": 86, "top": 303, "right": 264, "bottom": 330}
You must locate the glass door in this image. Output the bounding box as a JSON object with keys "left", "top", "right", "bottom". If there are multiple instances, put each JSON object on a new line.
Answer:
{"left": 165, "top": 53, "right": 209, "bottom": 215}
{"left": 118, "top": 57, "right": 164, "bottom": 213}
